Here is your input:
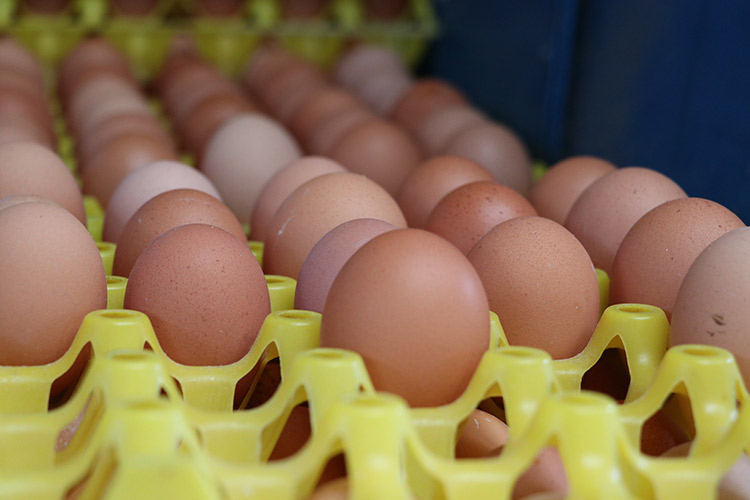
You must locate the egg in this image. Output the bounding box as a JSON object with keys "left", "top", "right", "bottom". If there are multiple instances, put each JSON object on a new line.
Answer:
{"left": 669, "top": 227, "right": 750, "bottom": 386}
{"left": 0, "top": 37, "right": 45, "bottom": 85}
{"left": 356, "top": 71, "right": 413, "bottom": 116}
{"left": 327, "top": 118, "right": 423, "bottom": 196}
{"left": 425, "top": 181, "right": 537, "bottom": 255}
{"left": 529, "top": 155, "right": 616, "bottom": 224}
{"left": 564, "top": 167, "right": 687, "bottom": 274}
{"left": 304, "top": 107, "right": 374, "bottom": 156}
{"left": 81, "top": 132, "right": 179, "bottom": 207}
{"left": 320, "top": 228, "right": 490, "bottom": 407}
{"left": 250, "top": 156, "right": 348, "bottom": 243}
{"left": 295, "top": 218, "right": 398, "bottom": 313}
{"left": 334, "top": 44, "right": 408, "bottom": 92}
{"left": 288, "top": 87, "right": 363, "bottom": 141}
{"left": 263, "top": 172, "right": 407, "bottom": 279}
{"left": 0, "top": 141, "right": 86, "bottom": 224}
{"left": 455, "top": 409, "right": 509, "bottom": 458}
{"left": 414, "top": 104, "right": 487, "bottom": 156}
{"left": 200, "top": 113, "right": 302, "bottom": 222}
{"left": 390, "top": 78, "right": 468, "bottom": 133}
{"left": 396, "top": 155, "right": 494, "bottom": 228}
{"left": 610, "top": 198, "right": 744, "bottom": 318}
{"left": 256, "top": 62, "right": 328, "bottom": 123}
{"left": 112, "top": 188, "right": 245, "bottom": 277}
{"left": 123, "top": 223, "right": 270, "bottom": 365}
{"left": 0, "top": 201, "right": 107, "bottom": 365}
{"left": 468, "top": 216, "right": 600, "bottom": 359}
{"left": 76, "top": 114, "right": 174, "bottom": 163}
{"left": 104, "top": 160, "right": 223, "bottom": 244}
{"left": 443, "top": 121, "right": 533, "bottom": 195}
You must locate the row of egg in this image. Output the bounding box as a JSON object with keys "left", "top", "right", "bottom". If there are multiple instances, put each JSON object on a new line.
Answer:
{"left": 0, "top": 34, "right": 749, "bottom": 499}
{"left": 10, "top": 0, "right": 414, "bottom": 20}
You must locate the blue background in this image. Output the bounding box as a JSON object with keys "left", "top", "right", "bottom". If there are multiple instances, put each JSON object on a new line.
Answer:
{"left": 421, "top": 0, "right": 750, "bottom": 222}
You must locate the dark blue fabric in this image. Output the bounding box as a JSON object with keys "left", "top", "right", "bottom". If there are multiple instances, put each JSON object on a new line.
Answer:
{"left": 422, "top": 0, "right": 750, "bottom": 222}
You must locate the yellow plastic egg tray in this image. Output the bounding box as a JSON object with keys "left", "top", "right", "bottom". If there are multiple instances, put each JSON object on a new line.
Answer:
{"left": 0, "top": 0, "right": 438, "bottom": 80}
{"left": 2, "top": 268, "right": 750, "bottom": 500}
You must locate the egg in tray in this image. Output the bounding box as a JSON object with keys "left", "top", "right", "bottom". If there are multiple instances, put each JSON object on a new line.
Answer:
{"left": 2, "top": 9, "right": 750, "bottom": 499}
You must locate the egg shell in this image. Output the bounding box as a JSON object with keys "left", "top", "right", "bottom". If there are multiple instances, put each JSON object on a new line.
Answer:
{"left": 0, "top": 116, "right": 54, "bottom": 149}
{"left": 468, "top": 216, "right": 600, "bottom": 359}
{"left": 390, "top": 78, "right": 468, "bottom": 133}
{"left": 242, "top": 45, "right": 301, "bottom": 93}
{"left": 639, "top": 408, "right": 690, "bottom": 456}
{"left": 104, "top": 160, "right": 223, "bottom": 244}
{"left": 257, "top": 63, "right": 328, "bottom": 123}
{"left": 250, "top": 156, "right": 347, "bottom": 243}
{"left": 0, "top": 88, "right": 55, "bottom": 145}
{"left": 320, "top": 228, "right": 490, "bottom": 407}
{"left": 200, "top": 113, "right": 302, "bottom": 222}
{"left": 113, "top": 188, "right": 245, "bottom": 277}
{"left": 396, "top": 155, "right": 494, "bottom": 229}
{"left": 669, "top": 227, "right": 750, "bottom": 386}
{"left": 529, "top": 155, "right": 616, "bottom": 225}
{"left": 455, "top": 408, "right": 509, "bottom": 459}
{"left": 304, "top": 106, "right": 374, "bottom": 156}
{"left": 0, "top": 37, "right": 45, "bottom": 85}
{"left": 75, "top": 94, "right": 153, "bottom": 139}
{"left": 486, "top": 445, "right": 568, "bottom": 500}
{"left": 327, "top": 118, "right": 423, "bottom": 196}
{"left": 295, "top": 218, "right": 398, "bottom": 313}
{"left": 443, "top": 121, "right": 533, "bottom": 196}
{"left": 123, "top": 223, "right": 270, "bottom": 366}
{"left": 306, "top": 479, "right": 348, "bottom": 500}
{"left": 564, "top": 166, "right": 687, "bottom": 274}
{"left": 0, "top": 141, "right": 86, "bottom": 223}
{"left": 0, "top": 202, "right": 107, "bottom": 365}
{"left": 76, "top": 113, "right": 174, "bottom": 163}
{"left": 179, "top": 92, "right": 258, "bottom": 158}
{"left": 264, "top": 172, "right": 407, "bottom": 279}
{"left": 81, "top": 132, "right": 179, "bottom": 207}
{"left": 425, "top": 181, "right": 537, "bottom": 255}
{"left": 610, "top": 198, "right": 744, "bottom": 318}
{"left": 414, "top": 104, "right": 487, "bottom": 155}
{"left": 289, "top": 86, "right": 365, "bottom": 140}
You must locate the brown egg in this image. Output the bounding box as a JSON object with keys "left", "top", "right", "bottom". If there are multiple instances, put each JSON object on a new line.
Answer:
{"left": 0, "top": 116, "right": 54, "bottom": 149}
{"left": 468, "top": 216, "right": 600, "bottom": 359}
{"left": 295, "top": 218, "right": 398, "bottom": 313}
{"left": 250, "top": 156, "right": 347, "bottom": 243}
{"left": 639, "top": 409, "right": 690, "bottom": 456}
{"left": 426, "top": 181, "right": 538, "bottom": 255}
{"left": 281, "top": 0, "right": 328, "bottom": 18}
{"left": 75, "top": 94, "right": 153, "bottom": 139}
{"left": 257, "top": 63, "right": 328, "bottom": 123}
{"left": 179, "top": 92, "right": 257, "bottom": 158}
{"left": 455, "top": 409, "right": 509, "bottom": 459}
{"left": 610, "top": 198, "right": 744, "bottom": 318}
{"left": 529, "top": 156, "right": 616, "bottom": 224}
{"left": 76, "top": 113, "right": 174, "bottom": 162}
{"left": 670, "top": 227, "right": 750, "bottom": 386}
{"left": 124, "top": 223, "right": 270, "bottom": 365}
{"left": 58, "top": 38, "right": 134, "bottom": 99}
{"left": 390, "top": 78, "right": 468, "bottom": 133}
{"left": 289, "top": 86, "right": 363, "bottom": 140}
{"left": 0, "top": 202, "right": 107, "bottom": 365}
{"left": 242, "top": 45, "right": 300, "bottom": 93}
{"left": 111, "top": 0, "right": 159, "bottom": 15}
{"left": 160, "top": 63, "right": 228, "bottom": 120}
{"left": 66, "top": 75, "right": 140, "bottom": 130}
{"left": 320, "top": 229, "right": 490, "bottom": 407}
{"left": 0, "top": 88, "right": 55, "bottom": 145}
{"left": 104, "top": 160, "right": 222, "bottom": 244}
{"left": 0, "top": 37, "right": 45, "bottom": 85}
{"left": 264, "top": 172, "right": 407, "bottom": 279}
{"left": 81, "top": 132, "right": 179, "bottom": 207}
{"left": 0, "top": 141, "right": 86, "bottom": 224}
{"left": 492, "top": 445, "right": 569, "bottom": 500}
{"left": 201, "top": 113, "right": 302, "bottom": 222}
{"left": 443, "top": 121, "right": 533, "bottom": 196}
{"left": 414, "top": 104, "right": 487, "bottom": 156}
{"left": 564, "top": 167, "right": 687, "bottom": 274}
{"left": 304, "top": 106, "right": 374, "bottom": 156}
{"left": 364, "top": 0, "right": 408, "bottom": 19}
{"left": 269, "top": 405, "right": 312, "bottom": 459}
{"left": 396, "top": 155, "right": 494, "bottom": 228}
{"left": 327, "top": 118, "right": 422, "bottom": 196}
{"left": 113, "top": 188, "right": 245, "bottom": 277}
{"left": 306, "top": 479, "right": 348, "bottom": 500}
